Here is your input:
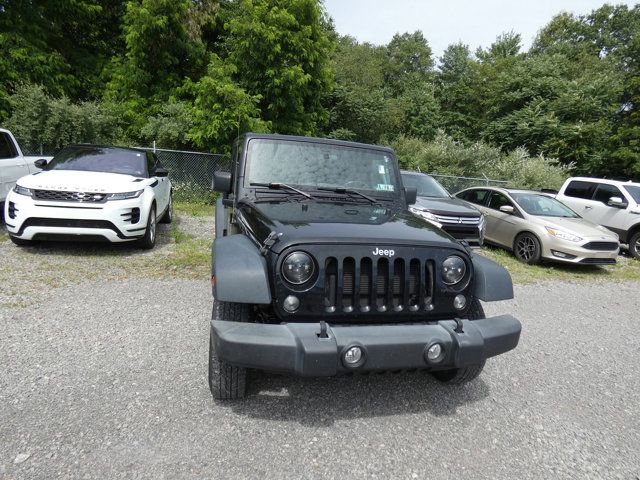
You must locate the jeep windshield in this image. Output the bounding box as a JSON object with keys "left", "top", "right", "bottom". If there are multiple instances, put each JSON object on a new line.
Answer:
{"left": 245, "top": 139, "right": 399, "bottom": 198}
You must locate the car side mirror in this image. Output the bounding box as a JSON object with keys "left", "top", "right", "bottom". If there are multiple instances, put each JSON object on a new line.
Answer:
{"left": 607, "top": 196, "right": 627, "bottom": 208}
{"left": 154, "top": 167, "right": 169, "bottom": 177}
{"left": 404, "top": 186, "right": 417, "bottom": 205}
{"left": 34, "top": 158, "right": 47, "bottom": 169}
{"left": 499, "top": 205, "right": 514, "bottom": 214}
{"left": 213, "top": 171, "right": 232, "bottom": 194}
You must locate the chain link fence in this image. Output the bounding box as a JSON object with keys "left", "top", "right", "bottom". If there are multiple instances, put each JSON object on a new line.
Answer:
{"left": 429, "top": 174, "right": 508, "bottom": 194}
{"left": 134, "top": 147, "right": 230, "bottom": 202}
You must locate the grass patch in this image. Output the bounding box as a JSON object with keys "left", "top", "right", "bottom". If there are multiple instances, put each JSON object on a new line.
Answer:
{"left": 174, "top": 201, "right": 215, "bottom": 218}
{"left": 480, "top": 245, "right": 640, "bottom": 284}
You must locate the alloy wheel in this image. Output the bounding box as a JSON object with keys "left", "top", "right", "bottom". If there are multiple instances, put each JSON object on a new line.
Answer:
{"left": 516, "top": 236, "right": 537, "bottom": 261}
{"left": 149, "top": 209, "right": 156, "bottom": 243}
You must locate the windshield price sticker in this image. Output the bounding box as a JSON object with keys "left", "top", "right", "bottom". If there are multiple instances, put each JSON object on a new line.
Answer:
{"left": 376, "top": 184, "right": 394, "bottom": 192}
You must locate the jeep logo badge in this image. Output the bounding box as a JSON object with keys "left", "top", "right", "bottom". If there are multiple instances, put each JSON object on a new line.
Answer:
{"left": 373, "top": 247, "right": 395, "bottom": 256}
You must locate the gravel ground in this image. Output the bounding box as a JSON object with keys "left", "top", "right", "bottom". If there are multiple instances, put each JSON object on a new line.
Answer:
{"left": 1, "top": 273, "right": 639, "bottom": 479}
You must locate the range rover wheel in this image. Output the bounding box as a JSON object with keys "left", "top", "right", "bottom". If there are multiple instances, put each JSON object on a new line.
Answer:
{"left": 629, "top": 231, "right": 640, "bottom": 260}
{"left": 431, "top": 298, "right": 486, "bottom": 385}
{"left": 160, "top": 193, "right": 173, "bottom": 224}
{"left": 9, "top": 235, "right": 30, "bottom": 247}
{"left": 208, "top": 301, "right": 249, "bottom": 400}
{"left": 136, "top": 205, "right": 156, "bottom": 250}
{"left": 513, "top": 232, "right": 542, "bottom": 265}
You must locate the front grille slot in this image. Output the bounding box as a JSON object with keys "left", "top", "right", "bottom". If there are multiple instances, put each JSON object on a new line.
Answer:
{"left": 582, "top": 241, "right": 618, "bottom": 251}
{"left": 323, "top": 255, "right": 435, "bottom": 315}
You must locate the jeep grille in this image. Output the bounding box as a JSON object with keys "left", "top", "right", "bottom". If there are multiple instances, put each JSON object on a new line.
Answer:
{"left": 323, "top": 257, "right": 434, "bottom": 314}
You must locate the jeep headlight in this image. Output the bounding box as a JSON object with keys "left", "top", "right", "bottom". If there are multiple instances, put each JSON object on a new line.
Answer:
{"left": 442, "top": 255, "right": 466, "bottom": 285}
{"left": 106, "top": 190, "right": 143, "bottom": 201}
{"left": 13, "top": 184, "right": 32, "bottom": 197}
{"left": 281, "top": 251, "right": 315, "bottom": 285}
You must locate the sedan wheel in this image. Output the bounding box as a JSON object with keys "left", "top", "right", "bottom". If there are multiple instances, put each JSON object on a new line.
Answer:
{"left": 514, "top": 233, "right": 542, "bottom": 265}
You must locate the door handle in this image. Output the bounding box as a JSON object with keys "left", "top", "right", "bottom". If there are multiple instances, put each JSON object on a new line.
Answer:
{"left": 584, "top": 206, "right": 592, "bottom": 210}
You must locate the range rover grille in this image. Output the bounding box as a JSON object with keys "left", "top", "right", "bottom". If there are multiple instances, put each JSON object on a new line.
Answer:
{"left": 323, "top": 256, "right": 434, "bottom": 314}
{"left": 33, "top": 189, "right": 107, "bottom": 203}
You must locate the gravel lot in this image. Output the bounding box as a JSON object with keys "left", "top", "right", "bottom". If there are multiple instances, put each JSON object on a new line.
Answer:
{"left": 1, "top": 217, "right": 639, "bottom": 479}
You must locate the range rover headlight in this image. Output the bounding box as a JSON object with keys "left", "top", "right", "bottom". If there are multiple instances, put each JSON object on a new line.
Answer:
{"left": 442, "top": 255, "right": 466, "bottom": 285}
{"left": 13, "top": 184, "right": 32, "bottom": 197}
{"left": 106, "top": 190, "right": 143, "bottom": 201}
{"left": 281, "top": 251, "right": 315, "bottom": 285}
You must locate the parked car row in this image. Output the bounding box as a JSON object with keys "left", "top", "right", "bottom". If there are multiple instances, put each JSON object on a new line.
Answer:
{"left": 402, "top": 170, "right": 636, "bottom": 265}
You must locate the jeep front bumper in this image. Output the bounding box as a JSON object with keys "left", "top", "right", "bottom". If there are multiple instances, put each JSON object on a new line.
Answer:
{"left": 211, "top": 315, "right": 521, "bottom": 376}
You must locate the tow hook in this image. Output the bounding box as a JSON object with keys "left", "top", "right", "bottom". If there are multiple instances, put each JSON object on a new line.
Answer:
{"left": 453, "top": 317, "right": 464, "bottom": 334}
{"left": 317, "top": 321, "right": 329, "bottom": 338}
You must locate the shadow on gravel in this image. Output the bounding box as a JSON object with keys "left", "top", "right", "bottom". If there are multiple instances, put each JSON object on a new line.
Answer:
{"left": 3, "top": 222, "right": 174, "bottom": 256}
{"left": 229, "top": 371, "right": 489, "bottom": 426}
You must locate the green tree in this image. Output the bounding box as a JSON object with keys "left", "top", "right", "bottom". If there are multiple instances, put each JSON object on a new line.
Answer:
{"left": 222, "top": 0, "right": 334, "bottom": 135}
{"left": 385, "top": 31, "right": 433, "bottom": 96}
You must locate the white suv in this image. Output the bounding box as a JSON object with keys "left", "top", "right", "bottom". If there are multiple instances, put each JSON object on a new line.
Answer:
{"left": 556, "top": 177, "right": 640, "bottom": 258}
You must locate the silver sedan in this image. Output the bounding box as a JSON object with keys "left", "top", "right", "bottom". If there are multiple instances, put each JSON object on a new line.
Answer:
{"left": 455, "top": 187, "right": 620, "bottom": 265}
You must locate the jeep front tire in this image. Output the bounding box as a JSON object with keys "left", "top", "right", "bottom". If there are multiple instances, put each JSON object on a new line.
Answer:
{"left": 208, "top": 301, "right": 249, "bottom": 400}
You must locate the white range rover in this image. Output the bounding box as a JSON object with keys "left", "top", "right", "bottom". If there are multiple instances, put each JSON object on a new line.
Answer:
{"left": 4, "top": 144, "right": 172, "bottom": 249}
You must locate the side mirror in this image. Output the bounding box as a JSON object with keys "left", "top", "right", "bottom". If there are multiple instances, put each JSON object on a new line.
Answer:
{"left": 607, "top": 196, "right": 627, "bottom": 208}
{"left": 404, "top": 186, "right": 417, "bottom": 205}
{"left": 154, "top": 167, "right": 169, "bottom": 177}
{"left": 499, "top": 205, "right": 515, "bottom": 214}
{"left": 213, "top": 171, "right": 232, "bottom": 194}
{"left": 34, "top": 158, "right": 47, "bottom": 169}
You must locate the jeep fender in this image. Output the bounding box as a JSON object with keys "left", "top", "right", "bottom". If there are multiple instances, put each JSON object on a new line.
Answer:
{"left": 212, "top": 234, "right": 271, "bottom": 304}
{"left": 471, "top": 254, "right": 514, "bottom": 302}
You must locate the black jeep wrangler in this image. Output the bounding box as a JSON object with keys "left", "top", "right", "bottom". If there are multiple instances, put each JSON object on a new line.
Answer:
{"left": 209, "top": 133, "right": 521, "bottom": 399}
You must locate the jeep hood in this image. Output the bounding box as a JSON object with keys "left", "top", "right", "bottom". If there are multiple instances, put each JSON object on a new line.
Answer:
{"left": 17, "top": 170, "right": 153, "bottom": 194}
{"left": 236, "top": 200, "right": 461, "bottom": 254}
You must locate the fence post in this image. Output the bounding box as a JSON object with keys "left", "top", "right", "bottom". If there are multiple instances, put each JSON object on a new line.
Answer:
{"left": 153, "top": 140, "right": 156, "bottom": 154}
{"left": 40, "top": 143, "right": 43, "bottom": 155}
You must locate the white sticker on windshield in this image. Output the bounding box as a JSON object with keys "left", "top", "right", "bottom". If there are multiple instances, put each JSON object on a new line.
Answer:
{"left": 376, "top": 184, "right": 394, "bottom": 192}
{"left": 378, "top": 165, "right": 385, "bottom": 174}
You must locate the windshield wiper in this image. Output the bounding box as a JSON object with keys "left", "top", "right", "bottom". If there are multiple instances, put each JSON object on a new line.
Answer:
{"left": 250, "top": 182, "right": 314, "bottom": 199}
{"left": 317, "top": 187, "right": 380, "bottom": 205}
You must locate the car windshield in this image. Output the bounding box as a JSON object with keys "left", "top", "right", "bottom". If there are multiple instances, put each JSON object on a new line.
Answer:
{"left": 245, "top": 139, "right": 399, "bottom": 196}
{"left": 401, "top": 173, "right": 450, "bottom": 198}
{"left": 511, "top": 193, "right": 579, "bottom": 218}
{"left": 45, "top": 146, "right": 147, "bottom": 176}
{"left": 623, "top": 185, "right": 640, "bottom": 204}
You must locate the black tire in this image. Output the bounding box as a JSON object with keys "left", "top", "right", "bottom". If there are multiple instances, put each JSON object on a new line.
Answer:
{"left": 9, "top": 235, "right": 30, "bottom": 246}
{"left": 208, "top": 301, "right": 249, "bottom": 400}
{"left": 629, "top": 231, "right": 640, "bottom": 260}
{"left": 159, "top": 193, "right": 173, "bottom": 224}
{"left": 513, "top": 232, "right": 542, "bottom": 265}
{"left": 136, "top": 205, "right": 157, "bottom": 249}
{"left": 431, "top": 298, "right": 486, "bottom": 385}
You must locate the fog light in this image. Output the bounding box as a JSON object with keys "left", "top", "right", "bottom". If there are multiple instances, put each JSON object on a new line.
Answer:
{"left": 283, "top": 295, "right": 300, "bottom": 313}
{"left": 343, "top": 346, "right": 363, "bottom": 366}
{"left": 426, "top": 343, "right": 445, "bottom": 363}
{"left": 453, "top": 294, "right": 466, "bottom": 310}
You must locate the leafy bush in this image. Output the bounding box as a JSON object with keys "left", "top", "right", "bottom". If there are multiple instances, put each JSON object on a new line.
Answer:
{"left": 392, "top": 131, "right": 572, "bottom": 190}
{"left": 5, "top": 84, "right": 123, "bottom": 152}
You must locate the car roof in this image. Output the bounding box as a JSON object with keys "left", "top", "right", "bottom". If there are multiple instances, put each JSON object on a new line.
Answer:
{"left": 567, "top": 176, "right": 640, "bottom": 188}
{"left": 242, "top": 133, "right": 395, "bottom": 154}
{"left": 62, "top": 144, "right": 148, "bottom": 154}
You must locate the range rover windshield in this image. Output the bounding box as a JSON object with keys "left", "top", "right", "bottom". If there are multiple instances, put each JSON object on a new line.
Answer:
{"left": 623, "top": 185, "right": 640, "bottom": 204}
{"left": 45, "top": 145, "right": 147, "bottom": 176}
{"left": 246, "top": 139, "right": 399, "bottom": 196}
